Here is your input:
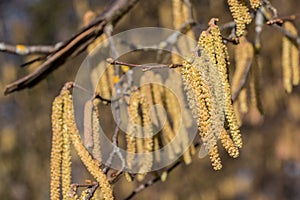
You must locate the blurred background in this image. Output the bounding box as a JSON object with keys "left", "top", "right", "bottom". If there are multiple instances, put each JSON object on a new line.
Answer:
{"left": 0, "top": 0, "right": 300, "bottom": 199}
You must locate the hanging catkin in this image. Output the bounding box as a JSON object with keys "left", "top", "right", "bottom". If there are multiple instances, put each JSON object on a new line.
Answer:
{"left": 249, "top": 0, "right": 261, "bottom": 9}
{"left": 50, "top": 96, "right": 63, "bottom": 200}
{"left": 61, "top": 86, "right": 114, "bottom": 200}
{"left": 282, "top": 21, "right": 299, "bottom": 93}
{"left": 199, "top": 19, "right": 242, "bottom": 149}
{"left": 61, "top": 90, "right": 72, "bottom": 200}
{"left": 227, "top": 0, "right": 252, "bottom": 37}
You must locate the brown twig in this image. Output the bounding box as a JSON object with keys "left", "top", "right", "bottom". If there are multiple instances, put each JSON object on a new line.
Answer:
{"left": 4, "top": 0, "right": 139, "bottom": 95}
{"left": 266, "top": 15, "right": 296, "bottom": 26}
{"left": 0, "top": 42, "right": 59, "bottom": 55}
{"left": 106, "top": 58, "right": 182, "bottom": 71}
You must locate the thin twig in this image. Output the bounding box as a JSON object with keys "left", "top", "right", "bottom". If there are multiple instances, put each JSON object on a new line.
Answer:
{"left": 0, "top": 42, "right": 59, "bottom": 55}
{"left": 106, "top": 58, "right": 182, "bottom": 71}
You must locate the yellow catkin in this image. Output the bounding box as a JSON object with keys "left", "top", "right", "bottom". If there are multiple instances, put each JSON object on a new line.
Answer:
{"left": 125, "top": 172, "right": 134, "bottom": 182}
{"left": 249, "top": 57, "right": 263, "bottom": 114}
{"left": 139, "top": 92, "right": 154, "bottom": 176}
{"left": 79, "top": 188, "right": 89, "bottom": 200}
{"left": 126, "top": 91, "right": 141, "bottom": 177}
{"left": 129, "top": 91, "right": 145, "bottom": 181}
{"left": 61, "top": 91, "right": 72, "bottom": 200}
{"left": 231, "top": 36, "right": 254, "bottom": 96}
{"left": 249, "top": 0, "right": 261, "bottom": 9}
{"left": 200, "top": 19, "right": 242, "bottom": 148}
{"left": 292, "top": 41, "right": 299, "bottom": 86}
{"left": 282, "top": 33, "right": 293, "bottom": 93}
{"left": 95, "top": 63, "right": 111, "bottom": 100}
{"left": 232, "top": 36, "right": 253, "bottom": 122}
{"left": 219, "top": 129, "right": 239, "bottom": 158}
{"left": 282, "top": 22, "right": 299, "bottom": 91}
{"left": 181, "top": 60, "right": 218, "bottom": 165}
{"left": 238, "top": 88, "right": 248, "bottom": 114}
{"left": 107, "top": 64, "right": 116, "bottom": 96}
{"left": 84, "top": 100, "right": 93, "bottom": 149}
{"left": 87, "top": 34, "right": 106, "bottom": 53}
{"left": 91, "top": 188, "right": 104, "bottom": 200}
{"left": 63, "top": 89, "right": 114, "bottom": 200}
{"left": 209, "top": 144, "right": 222, "bottom": 170}
{"left": 227, "top": 0, "right": 252, "bottom": 37}
{"left": 50, "top": 96, "right": 63, "bottom": 200}
{"left": 171, "top": 0, "right": 195, "bottom": 64}
{"left": 140, "top": 72, "right": 158, "bottom": 127}
{"left": 153, "top": 134, "right": 161, "bottom": 163}
{"left": 92, "top": 99, "right": 102, "bottom": 161}
{"left": 152, "top": 76, "right": 179, "bottom": 158}
{"left": 233, "top": 101, "right": 242, "bottom": 127}
{"left": 172, "top": 0, "right": 184, "bottom": 30}
{"left": 125, "top": 124, "right": 136, "bottom": 172}
{"left": 164, "top": 77, "right": 192, "bottom": 165}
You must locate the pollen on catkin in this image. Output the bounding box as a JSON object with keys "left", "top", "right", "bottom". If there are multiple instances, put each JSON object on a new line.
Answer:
{"left": 199, "top": 19, "right": 242, "bottom": 149}
{"left": 92, "top": 99, "right": 102, "bottom": 161}
{"left": 164, "top": 75, "right": 192, "bottom": 165}
{"left": 95, "top": 64, "right": 111, "bottom": 100}
{"left": 61, "top": 91, "right": 72, "bottom": 200}
{"left": 249, "top": 57, "right": 263, "bottom": 114}
{"left": 227, "top": 0, "right": 252, "bottom": 37}
{"left": 152, "top": 76, "right": 179, "bottom": 157}
{"left": 84, "top": 100, "right": 94, "bottom": 149}
{"left": 181, "top": 60, "right": 218, "bottom": 159}
{"left": 282, "top": 21, "right": 299, "bottom": 93}
{"left": 139, "top": 91, "right": 154, "bottom": 175}
{"left": 219, "top": 129, "right": 239, "bottom": 158}
{"left": 126, "top": 90, "right": 142, "bottom": 176}
{"left": 171, "top": 0, "right": 195, "bottom": 64}
{"left": 209, "top": 144, "right": 222, "bottom": 170}
{"left": 62, "top": 88, "right": 113, "bottom": 200}
{"left": 231, "top": 36, "right": 254, "bottom": 96}
{"left": 50, "top": 96, "right": 63, "bottom": 200}
{"left": 249, "top": 0, "right": 261, "bottom": 9}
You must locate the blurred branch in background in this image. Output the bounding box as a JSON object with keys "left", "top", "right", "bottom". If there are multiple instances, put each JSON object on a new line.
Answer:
{"left": 0, "top": 42, "right": 59, "bottom": 55}
{"left": 4, "top": 0, "right": 139, "bottom": 95}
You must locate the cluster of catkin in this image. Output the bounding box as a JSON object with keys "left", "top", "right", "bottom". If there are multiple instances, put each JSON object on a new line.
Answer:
{"left": 227, "top": 0, "right": 258, "bottom": 37}
{"left": 231, "top": 36, "right": 263, "bottom": 124}
{"left": 125, "top": 71, "right": 194, "bottom": 181}
{"left": 282, "top": 22, "right": 299, "bottom": 93}
{"left": 181, "top": 19, "right": 241, "bottom": 170}
{"left": 50, "top": 83, "right": 113, "bottom": 200}
{"left": 171, "top": 0, "right": 196, "bottom": 164}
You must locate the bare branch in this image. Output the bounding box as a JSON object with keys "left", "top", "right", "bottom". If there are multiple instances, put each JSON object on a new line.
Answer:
{"left": 4, "top": 0, "right": 139, "bottom": 95}
{"left": 0, "top": 42, "right": 60, "bottom": 55}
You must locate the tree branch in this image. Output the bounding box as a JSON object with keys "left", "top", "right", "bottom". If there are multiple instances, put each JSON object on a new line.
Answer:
{"left": 0, "top": 42, "right": 60, "bottom": 55}
{"left": 4, "top": 0, "right": 139, "bottom": 95}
